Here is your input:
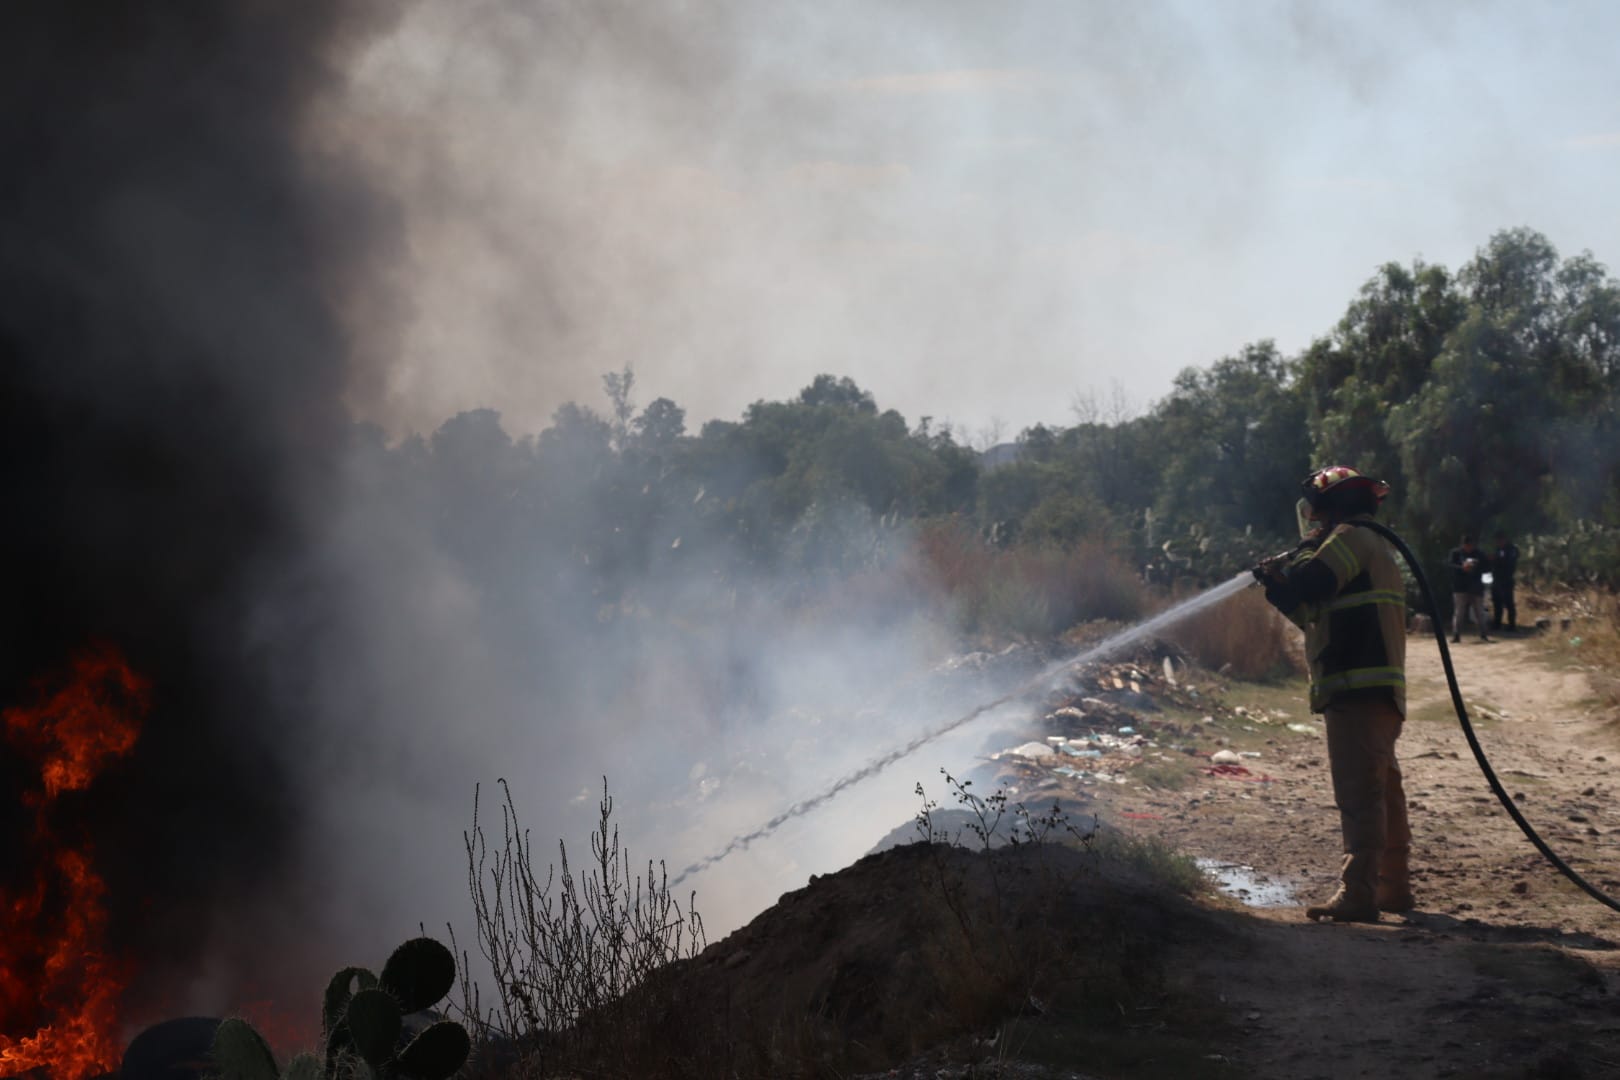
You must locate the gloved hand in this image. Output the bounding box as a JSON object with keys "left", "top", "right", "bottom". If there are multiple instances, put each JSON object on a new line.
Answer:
{"left": 1251, "top": 553, "right": 1288, "bottom": 585}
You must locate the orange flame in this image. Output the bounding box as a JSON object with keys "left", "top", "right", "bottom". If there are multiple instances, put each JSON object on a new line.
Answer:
{"left": 1, "top": 645, "right": 147, "bottom": 1080}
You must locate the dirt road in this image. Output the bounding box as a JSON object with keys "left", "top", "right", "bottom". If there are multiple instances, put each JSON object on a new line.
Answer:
{"left": 1112, "top": 630, "right": 1620, "bottom": 935}
{"left": 1081, "top": 628, "right": 1620, "bottom": 1078}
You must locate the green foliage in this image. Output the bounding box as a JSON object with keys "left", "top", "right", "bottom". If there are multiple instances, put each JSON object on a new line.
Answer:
{"left": 1152, "top": 341, "right": 1311, "bottom": 540}
{"left": 212, "top": 938, "right": 469, "bottom": 1080}
{"left": 1306, "top": 229, "right": 1620, "bottom": 554}
{"left": 1524, "top": 520, "right": 1620, "bottom": 586}
{"left": 371, "top": 228, "right": 1620, "bottom": 683}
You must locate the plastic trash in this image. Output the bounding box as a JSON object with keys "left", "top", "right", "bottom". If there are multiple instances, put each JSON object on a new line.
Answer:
{"left": 998, "top": 741, "right": 1056, "bottom": 759}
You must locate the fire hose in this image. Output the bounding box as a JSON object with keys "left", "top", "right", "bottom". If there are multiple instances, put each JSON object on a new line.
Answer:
{"left": 1330, "top": 520, "right": 1620, "bottom": 915}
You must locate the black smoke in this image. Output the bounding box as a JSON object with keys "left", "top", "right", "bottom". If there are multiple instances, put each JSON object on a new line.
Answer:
{"left": 0, "top": 2, "right": 399, "bottom": 1008}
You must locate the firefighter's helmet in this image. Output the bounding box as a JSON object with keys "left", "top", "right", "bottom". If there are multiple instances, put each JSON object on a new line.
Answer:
{"left": 1299, "top": 465, "right": 1390, "bottom": 515}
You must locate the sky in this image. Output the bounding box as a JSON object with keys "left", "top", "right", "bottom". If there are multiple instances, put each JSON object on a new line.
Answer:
{"left": 337, "top": 0, "right": 1620, "bottom": 442}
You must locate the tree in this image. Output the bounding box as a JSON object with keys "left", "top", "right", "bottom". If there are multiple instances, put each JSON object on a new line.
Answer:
{"left": 602, "top": 366, "right": 636, "bottom": 450}
{"left": 1151, "top": 341, "right": 1310, "bottom": 539}
{"left": 1298, "top": 259, "right": 1465, "bottom": 516}
{"left": 797, "top": 374, "right": 876, "bottom": 413}
{"left": 632, "top": 397, "right": 686, "bottom": 450}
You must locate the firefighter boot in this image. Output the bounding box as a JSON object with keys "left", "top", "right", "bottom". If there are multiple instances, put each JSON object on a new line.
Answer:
{"left": 1306, "top": 852, "right": 1380, "bottom": 923}
{"left": 1377, "top": 848, "right": 1414, "bottom": 913}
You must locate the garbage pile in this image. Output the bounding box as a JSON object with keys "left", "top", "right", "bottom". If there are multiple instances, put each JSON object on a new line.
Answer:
{"left": 985, "top": 655, "right": 1291, "bottom": 794}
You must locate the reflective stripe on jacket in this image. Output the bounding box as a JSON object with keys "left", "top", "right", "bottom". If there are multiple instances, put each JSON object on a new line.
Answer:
{"left": 1274, "top": 517, "right": 1407, "bottom": 716}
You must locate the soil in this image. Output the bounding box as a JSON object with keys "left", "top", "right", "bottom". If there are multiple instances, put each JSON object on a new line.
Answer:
{"left": 1025, "top": 625, "right": 1620, "bottom": 1078}
{"left": 683, "top": 623, "right": 1620, "bottom": 1080}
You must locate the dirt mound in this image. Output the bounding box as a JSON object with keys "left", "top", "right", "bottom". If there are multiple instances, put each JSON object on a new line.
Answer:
{"left": 645, "top": 839, "right": 1239, "bottom": 1077}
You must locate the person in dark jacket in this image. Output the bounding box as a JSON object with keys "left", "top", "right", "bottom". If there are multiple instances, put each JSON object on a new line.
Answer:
{"left": 1448, "top": 535, "right": 1491, "bottom": 643}
{"left": 1491, "top": 532, "right": 1520, "bottom": 632}
{"left": 1255, "top": 466, "right": 1411, "bottom": 922}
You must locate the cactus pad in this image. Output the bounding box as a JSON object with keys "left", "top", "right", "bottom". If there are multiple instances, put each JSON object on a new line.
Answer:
{"left": 210, "top": 1017, "right": 279, "bottom": 1080}
{"left": 379, "top": 937, "right": 457, "bottom": 1014}
{"left": 345, "top": 987, "right": 404, "bottom": 1066}
{"left": 395, "top": 1019, "right": 473, "bottom": 1080}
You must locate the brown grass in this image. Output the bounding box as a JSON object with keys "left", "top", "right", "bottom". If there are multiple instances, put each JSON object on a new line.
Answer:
{"left": 911, "top": 520, "right": 1148, "bottom": 639}
{"left": 1164, "top": 586, "right": 1305, "bottom": 680}
{"left": 1566, "top": 590, "right": 1620, "bottom": 714}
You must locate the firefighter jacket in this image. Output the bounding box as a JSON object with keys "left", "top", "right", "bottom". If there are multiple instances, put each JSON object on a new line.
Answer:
{"left": 1261, "top": 515, "right": 1407, "bottom": 717}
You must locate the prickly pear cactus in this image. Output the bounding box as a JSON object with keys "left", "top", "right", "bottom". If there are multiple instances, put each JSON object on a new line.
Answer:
{"left": 395, "top": 1020, "right": 472, "bottom": 1079}
{"left": 211, "top": 1017, "right": 278, "bottom": 1080}
{"left": 213, "top": 936, "right": 469, "bottom": 1080}
{"left": 323, "top": 966, "right": 379, "bottom": 1037}
{"left": 344, "top": 987, "right": 403, "bottom": 1067}
{"left": 209, "top": 1019, "right": 325, "bottom": 1080}
{"left": 325, "top": 937, "right": 471, "bottom": 1080}
{"left": 379, "top": 937, "right": 458, "bottom": 1015}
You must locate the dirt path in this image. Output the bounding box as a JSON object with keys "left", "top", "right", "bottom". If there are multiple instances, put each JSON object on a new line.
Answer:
{"left": 1069, "top": 629, "right": 1620, "bottom": 1078}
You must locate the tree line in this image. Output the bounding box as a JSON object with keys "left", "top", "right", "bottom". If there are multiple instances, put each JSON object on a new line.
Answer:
{"left": 358, "top": 226, "right": 1620, "bottom": 650}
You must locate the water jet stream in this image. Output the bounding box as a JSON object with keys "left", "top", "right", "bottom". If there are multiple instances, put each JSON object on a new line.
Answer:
{"left": 673, "top": 572, "right": 1254, "bottom": 884}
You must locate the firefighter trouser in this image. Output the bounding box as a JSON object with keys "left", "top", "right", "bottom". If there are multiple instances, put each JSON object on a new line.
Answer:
{"left": 1452, "top": 591, "right": 1488, "bottom": 639}
{"left": 1491, "top": 583, "right": 1517, "bottom": 630}
{"left": 1324, "top": 698, "right": 1409, "bottom": 903}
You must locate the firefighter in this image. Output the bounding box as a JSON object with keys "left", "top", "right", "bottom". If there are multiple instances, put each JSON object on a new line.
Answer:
{"left": 1254, "top": 466, "right": 1411, "bottom": 922}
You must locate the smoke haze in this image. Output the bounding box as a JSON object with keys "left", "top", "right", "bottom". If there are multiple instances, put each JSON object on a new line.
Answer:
{"left": 0, "top": 1, "right": 1015, "bottom": 1018}
{"left": 342, "top": 0, "right": 1620, "bottom": 436}
{"left": 9, "top": 0, "right": 1620, "bottom": 1036}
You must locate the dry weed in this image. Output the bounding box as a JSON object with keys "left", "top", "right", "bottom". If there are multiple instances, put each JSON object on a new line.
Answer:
{"left": 912, "top": 521, "right": 1148, "bottom": 639}
{"left": 456, "top": 779, "right": 708, "bottom": 1078}
{"left": 1165, "top": 586, "right": 1304, "bottom": 679}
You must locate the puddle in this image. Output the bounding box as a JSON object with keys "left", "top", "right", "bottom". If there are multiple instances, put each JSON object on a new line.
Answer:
{"left": 1196, "top": 858, "right": 1298, "bottom": 908}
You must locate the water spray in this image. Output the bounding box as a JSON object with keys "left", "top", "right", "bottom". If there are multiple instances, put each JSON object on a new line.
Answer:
{"left": 673, "top": 571, "right": 1254, "bottom": 885}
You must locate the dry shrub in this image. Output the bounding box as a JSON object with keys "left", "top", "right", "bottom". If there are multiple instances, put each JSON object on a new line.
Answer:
{"left": 1567, "top": 589, "right": 1620, "bottom": 713}
{"left": 457, "top": 779, "right": 709, "bottom": 1078}
{"left": 1165, "top": 585, "right": 1304, "bottom": 679}
{"left": 911, "top": 520, "right": 1148, "bottom": 639}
